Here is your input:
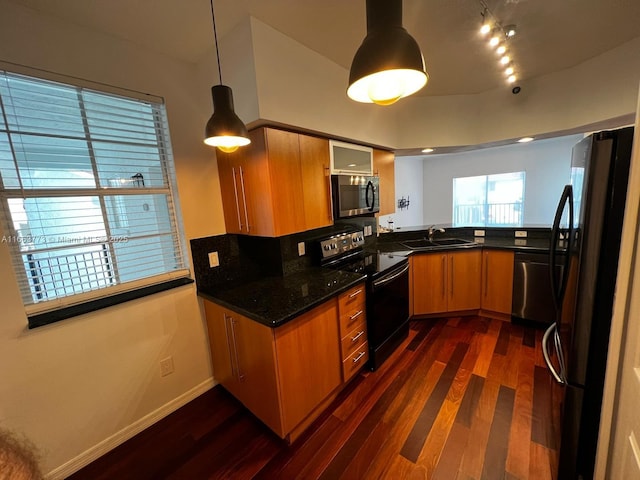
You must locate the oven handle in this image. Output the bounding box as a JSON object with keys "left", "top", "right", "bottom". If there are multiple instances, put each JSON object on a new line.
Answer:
{"left": 372, "top": 262, "right": 409, "bottom": 290}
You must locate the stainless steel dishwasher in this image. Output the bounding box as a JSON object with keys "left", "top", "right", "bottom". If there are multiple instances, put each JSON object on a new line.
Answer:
{"left": 511, "top": 252, "right": 558, "bottom": 326}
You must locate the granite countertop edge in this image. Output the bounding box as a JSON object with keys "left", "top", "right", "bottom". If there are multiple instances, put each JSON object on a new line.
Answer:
{"left": 197, "top": 272, "right": 367, "bottom": 328}
{"left": 375, "top": 239, "right": 550, "bottom": 255}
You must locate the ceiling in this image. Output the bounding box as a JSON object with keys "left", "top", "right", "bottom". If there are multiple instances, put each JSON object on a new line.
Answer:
{"left": 8, "top": 0, "right": 640, "bottom": 96}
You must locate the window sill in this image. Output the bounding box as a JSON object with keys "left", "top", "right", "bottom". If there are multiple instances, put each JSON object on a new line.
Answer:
{"left": 27, "top": 277, "right": 194, "bottom": 329}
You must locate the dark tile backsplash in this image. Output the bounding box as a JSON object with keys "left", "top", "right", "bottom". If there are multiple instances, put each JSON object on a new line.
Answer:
{"left": 190, "top": 217, "right": 378, "bottom": 292}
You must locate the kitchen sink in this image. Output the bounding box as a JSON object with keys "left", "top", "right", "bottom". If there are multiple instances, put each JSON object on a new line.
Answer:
{"left": 400, "top": 238, "right": 475, "bottom": 250}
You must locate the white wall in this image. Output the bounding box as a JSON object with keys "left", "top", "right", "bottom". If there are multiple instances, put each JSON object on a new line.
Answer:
{"left": 421, "top": 135, "right": 584, "bottom": 226}
{"left": 0, "top": 1, "right": 223, "bottom": 477}
{"left": 378, "top": 156, "right": 424, "bottom": 229}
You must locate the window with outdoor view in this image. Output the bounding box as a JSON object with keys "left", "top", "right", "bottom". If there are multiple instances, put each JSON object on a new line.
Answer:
{"left": 0, "top": 70, "right": 189, "bottom": 325}
{"left": 453, "top": 171, "right": 525, "bottom": 227}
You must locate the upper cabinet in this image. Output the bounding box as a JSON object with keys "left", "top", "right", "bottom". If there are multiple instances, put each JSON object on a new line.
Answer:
{"left": 330, "top": 140, "right": 373, "bottom": 175}
{"left": 217, "top": 127, "right": 332, "bottom": 237}
{"left": 373, "top": 149, "right": 395, "bottom": 216}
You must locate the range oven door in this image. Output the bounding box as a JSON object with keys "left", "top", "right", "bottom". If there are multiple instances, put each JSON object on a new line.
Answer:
{"left": 331, "top": 174, "right": 380, "bottom": 218}
{"left": 367, "top": 259, "right": 409, "bottom": 370}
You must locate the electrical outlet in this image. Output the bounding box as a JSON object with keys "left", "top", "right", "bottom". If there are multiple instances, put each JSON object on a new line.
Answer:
{"left": 160, "top": 356, "right": 174, "bottom": 377}
{"left": 366, "top": 225, "right": 373, "bottom": 236}
{"left": 297, "top": 242, "right": 305, "bottom": 256}
{"left": 474, "top": 229, "right": 485, "bottom": 237}
{"left": 208, "top": 251, "right": 219, "bottom": 268}
{"left": 515, "top": 230, "right": 528, "bottom": 238}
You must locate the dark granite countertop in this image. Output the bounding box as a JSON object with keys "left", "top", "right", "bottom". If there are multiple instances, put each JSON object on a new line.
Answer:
{"left": 198, "top": 267, "right": 366, "bottom": 327}
{"left": 375, "top": 237, "right": 550, "bottom": 255}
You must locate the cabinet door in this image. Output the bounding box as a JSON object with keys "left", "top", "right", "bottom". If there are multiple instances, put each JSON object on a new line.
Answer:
{"left": 274, "top": 299, "right": 342, "bottom": 434}
{"left": 448, "top": 250, "right": 482, "bottom": 311}
{"left": 481, "top": 250, "right": 514, "bottom": 314}
{"left": 412, "top": 253, "right": 448, "bottom": 315}
{"left": 299, "top": 134, "right": 332, "bottom": 229}
{"left": 373, "top": 149, "right": 395, "bottom": 216}
{"left": 232, "top": 312, "right": 283, "bottom": 436}
{"left": 203, "top": 301, "right": 240, "bottom": 395}
{"left": 240, "top": 129, "right": 276, "bottom": 236}
{"left": 264, "top": 128, "right": 306, "bottom": 236}
{"left": 216, "top": 153, "right": 244, "bottom": 234}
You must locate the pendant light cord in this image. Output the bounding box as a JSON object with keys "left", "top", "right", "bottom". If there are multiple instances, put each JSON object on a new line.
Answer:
{"left": 210, "top": 0, "right": 223, "bottom": 85}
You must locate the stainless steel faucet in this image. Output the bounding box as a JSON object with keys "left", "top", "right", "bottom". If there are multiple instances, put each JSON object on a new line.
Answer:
{"left": 427, "top": 225, "right": 446, "bottom": 241}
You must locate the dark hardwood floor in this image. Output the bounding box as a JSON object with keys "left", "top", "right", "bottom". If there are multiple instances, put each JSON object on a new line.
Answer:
{"left": 69, "top": 317, "right": 559, "bottom": 479}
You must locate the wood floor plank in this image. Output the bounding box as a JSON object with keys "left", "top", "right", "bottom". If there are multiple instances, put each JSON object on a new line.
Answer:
{"left": 529, "top": 442, "right": 555, "bottom": 480}
{"left": 532, "top": 366, "right": 555, "bottom": 449}
{"left": 472, "top": 319, "right": 501, "bottom": 377}
{"left": 502, "top": 333, "right": 523, "bottom": 389}
{"left": 494, "top": 322, "right": 510, "bottom": 355}
{"left": 523, "top": 327, "right": 536, "bottom": 348}
{"left": 457, "top": 378, "right": 501, "bottom": 479}
{"left": 432, "top": 422, "right": 470, "bottom": 480}
{"left": 480, "top": 385, "right": 516, "bottom": 480}
{"left": 455, "top": 374, "right": 485, "bottom": 428}
{"left": 505, "top": 340, "right": 535, "bottom": 479}
{"left": 400, "top": 343, "right": 469, "bottom": 462}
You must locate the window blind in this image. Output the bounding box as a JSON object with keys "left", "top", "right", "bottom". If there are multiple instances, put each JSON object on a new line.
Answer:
{"left": 0, "top": 71, "right": 189, "bottom": 316}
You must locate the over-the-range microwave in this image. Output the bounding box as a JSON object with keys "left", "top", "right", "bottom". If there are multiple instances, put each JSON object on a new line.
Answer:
{"left": 331, "top": 174, "right": 380, "bottom": 218}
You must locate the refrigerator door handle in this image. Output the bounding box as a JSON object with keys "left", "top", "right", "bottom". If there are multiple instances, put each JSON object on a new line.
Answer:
{"left": 542, "top": 323, "right": 566, "bottom": 385}
{"left": 549, "top": 184, "right": 574, "bottom": 310}
{"left": 554, "top": 324, "right": 568, "bottom": 383}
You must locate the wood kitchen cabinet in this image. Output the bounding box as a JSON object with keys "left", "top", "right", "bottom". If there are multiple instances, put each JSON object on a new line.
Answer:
{"left": 411, "top": 250, "right": 482, "bottom": 315}
{"left": 203, "top": 297, "right": 343, "bottom": 442}
{"left": 480, "top": 249, "right": 515, "bottom": 315}
{"left": 373, "top": 148, "right": 395, "bottom": 216}
{"left": 216, "top": 127, "right": 332, "bottom": 237}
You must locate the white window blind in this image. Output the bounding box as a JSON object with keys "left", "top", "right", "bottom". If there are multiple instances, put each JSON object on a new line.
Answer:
{"left": 0, "top": 71, "right": 189, "bottom": 316}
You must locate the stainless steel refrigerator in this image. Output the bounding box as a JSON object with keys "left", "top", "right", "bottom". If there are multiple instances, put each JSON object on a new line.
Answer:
{"left": 543, "top": 126, "right": 635, "bottom": 479}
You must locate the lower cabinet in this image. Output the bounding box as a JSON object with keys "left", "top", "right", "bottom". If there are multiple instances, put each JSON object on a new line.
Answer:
{"left": 411, "top": 250, "right": 482, "bottom": 315}
{"left": 480, "top": 249, "right": 515, "bottom": 315}
{"left": 204, "top": 286, "right": 366, "bottom": 442}
{"left": 337, "top": 284, "right": 368, "bottom": 381}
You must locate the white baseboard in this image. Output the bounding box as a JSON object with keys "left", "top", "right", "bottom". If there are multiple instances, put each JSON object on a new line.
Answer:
{"left": 45, "top": 377, "right": 215, "bottom": 480}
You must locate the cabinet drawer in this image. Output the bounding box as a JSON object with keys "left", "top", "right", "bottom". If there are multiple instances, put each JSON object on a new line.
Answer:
{"left": 338, "top": 284, "right": 366, "bottom": 312}
{"left": 340, "top": 320, "right": 368, "bottom": 359}
{"left": 342, "top": 342, "right": 368, "bottom": 382}
{"left": 339, "top": 305, "right": 366, "bottom": 333}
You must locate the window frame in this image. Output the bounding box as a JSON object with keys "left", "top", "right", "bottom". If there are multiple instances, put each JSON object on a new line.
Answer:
{"left": 452, "top": 171, "right": 526, "bottom": 227}
{"left": 0, "top": 64, "right": 192, "bottom": 327}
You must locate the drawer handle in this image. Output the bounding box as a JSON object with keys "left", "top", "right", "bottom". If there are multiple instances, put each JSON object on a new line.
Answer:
{"left": 349, "top": 310, "right": 364, "bottom": 322}
{"left": 353, "top": 351, "right": 366, "bottom": 363}
{"left": 349, "top": 288, "right": 363, "bottom": 299}
{"left": 351, "top": 331, "right": 365, "bottom": 343}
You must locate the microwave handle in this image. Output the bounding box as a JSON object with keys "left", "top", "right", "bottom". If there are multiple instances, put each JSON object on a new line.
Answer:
{"left": 366, "top": 180, "right": 375, "bottom": 210}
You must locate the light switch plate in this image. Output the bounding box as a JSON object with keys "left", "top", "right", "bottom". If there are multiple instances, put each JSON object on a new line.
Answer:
{"left": 297, "top": 242, "right": 305, "bottom": 256}
{"left": 515, "top": 230, "right": 528, "bottom": 238}
{"left": 474, "top": 229, "right": 485, "bottom": 237}
{"left": 208, "top": 251, "right": 219, "bottom": 268}
{"left": 365, "top": 225, "right": 373, "bottom": 236}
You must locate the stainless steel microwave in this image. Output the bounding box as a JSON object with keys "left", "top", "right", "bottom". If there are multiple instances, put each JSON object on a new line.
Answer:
{"left": 331, "top": 174, "right": 380, "bottom": 218}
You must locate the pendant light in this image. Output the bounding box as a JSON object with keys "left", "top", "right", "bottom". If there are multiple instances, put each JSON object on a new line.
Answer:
{"left": 347, "top": 0, "right": 428, "bottom": 105}
{"left": 204, "top": 0, "right": 250, "bottom": 153}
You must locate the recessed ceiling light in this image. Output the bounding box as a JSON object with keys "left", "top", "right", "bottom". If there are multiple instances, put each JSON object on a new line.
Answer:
{"left": 422, "top": 148, "right": 434, "bottom": 153}
{"left": 489, "top": 36, "right": 500, "bottom": 47}
{"left": 348, "top": 163, "right": 357, "bottom": 167}
{"left": 505, "top": 25, "right": 517, "bottom": 37}
{"left": 505, "top": 66, "right": 514, "bottom": 76}
{"left": 507, "top": 74, "right": 517, "bottom": 83}
{"left": 500, "top": 55, "right": 511, "bottom": 65}
{"left": 496, "top": 45, "right": 506, "bottom": 55}
{"left": 480, "top": 23, "right": 491, "bottom": 35}
{"left": 518, "top": 137, "right": 534, "bottom": 143}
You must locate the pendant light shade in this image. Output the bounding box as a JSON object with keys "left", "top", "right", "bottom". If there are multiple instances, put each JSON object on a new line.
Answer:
{"left": 203, "top": 0, "right": 250, "bottom": 153}
{"left": 348, "top": 0, "right": 428, "bottom": 105}
{"left": 204, "top": 85, "right": 250, "bottom": 153}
